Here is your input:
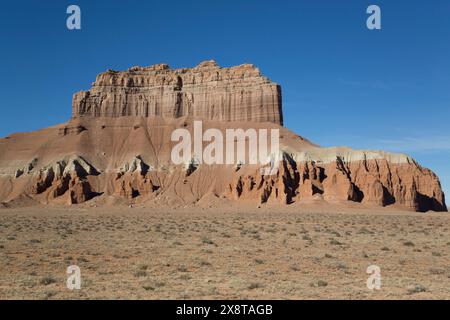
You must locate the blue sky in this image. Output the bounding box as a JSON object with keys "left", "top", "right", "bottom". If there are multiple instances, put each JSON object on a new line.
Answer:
{"left": 0, "top": 0, "right": 449, "bottom": 198}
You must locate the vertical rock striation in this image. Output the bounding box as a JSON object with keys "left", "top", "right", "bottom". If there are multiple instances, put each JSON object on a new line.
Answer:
{"left": 72, "top": 60, "right": 283, "bottom": 125}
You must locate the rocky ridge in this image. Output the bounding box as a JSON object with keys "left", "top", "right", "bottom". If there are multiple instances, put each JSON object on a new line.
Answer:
{"left": 72, "top": 60, "right": 283, "bottom": 124}
{"left": 0, "top": 61, "right": 446, "bottom": 211}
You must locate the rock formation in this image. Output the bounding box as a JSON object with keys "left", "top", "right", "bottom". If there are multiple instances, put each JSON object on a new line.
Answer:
{"left": 72, "top": 60, "right": 283, "bottom": 125}
{"left": 0, "top": 61, "right": 446, "bottom": 212}
{"left": 225, "top": 149, "right": 446, "bottom": 212}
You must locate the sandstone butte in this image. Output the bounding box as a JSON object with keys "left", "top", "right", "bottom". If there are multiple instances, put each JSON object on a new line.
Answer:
{"left": 0, "top": 60, "right": 446, "bottom": 212}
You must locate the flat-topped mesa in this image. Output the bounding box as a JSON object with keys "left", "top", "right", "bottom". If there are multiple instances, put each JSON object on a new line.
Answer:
{"left": 72, "top": 60, "right": 283, "bottom": 124}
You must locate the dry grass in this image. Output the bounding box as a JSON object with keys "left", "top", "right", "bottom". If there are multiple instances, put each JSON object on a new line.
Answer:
{"left": 0, "top": 206, "right": 449, "bottom": 299}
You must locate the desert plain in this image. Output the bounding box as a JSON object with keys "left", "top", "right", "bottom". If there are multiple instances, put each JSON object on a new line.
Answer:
{"left": 0, "top": 202, "right": 449, "bottom": 300}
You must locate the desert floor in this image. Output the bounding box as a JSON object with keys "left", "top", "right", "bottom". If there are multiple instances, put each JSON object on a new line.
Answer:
{"left": 0, "top": 204, "right": 449, "bottom": 299}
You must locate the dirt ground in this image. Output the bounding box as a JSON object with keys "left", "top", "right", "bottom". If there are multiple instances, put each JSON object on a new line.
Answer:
{"left": 0, "top": 204, "right": 449, "bottom": 299}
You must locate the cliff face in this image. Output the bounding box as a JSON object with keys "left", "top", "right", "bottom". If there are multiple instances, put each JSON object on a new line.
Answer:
{"left": 226, "top": 150, "right": 447, "bottom": 212}
{"left": 72, "top": 60, "right": 283, "bottom": 125}
{"left": 0, "top": 117, "right": 446, "bottom": 211}
{"left": 0, "top": 61, "right": 446, "bottom": 211}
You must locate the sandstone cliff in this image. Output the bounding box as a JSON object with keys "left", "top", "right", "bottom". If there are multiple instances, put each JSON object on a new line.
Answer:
{"left": 0, "top": 117, "right": 446, "bottom": 211}
{"left": 72, "top": 60, "right": 283, "bottom": 125}
{"left": 0, "top": 61, "right": 446, "bottom": 212}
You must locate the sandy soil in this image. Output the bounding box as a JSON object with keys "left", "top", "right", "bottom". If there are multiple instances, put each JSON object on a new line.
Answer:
{"left": 0, "top": 204, "right": 449, "bottom": 300}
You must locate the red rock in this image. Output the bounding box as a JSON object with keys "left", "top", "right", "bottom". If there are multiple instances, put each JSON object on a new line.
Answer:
{"left": 0, "top": 62, "right": 446, "bottom": 212}
{"left": 72, "top": 60, "right": 283, "bottom": 125}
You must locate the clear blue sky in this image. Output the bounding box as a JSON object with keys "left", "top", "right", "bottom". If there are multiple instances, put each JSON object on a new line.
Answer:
{"left": 0, "top": 0, "right": 449, "bottom": 199}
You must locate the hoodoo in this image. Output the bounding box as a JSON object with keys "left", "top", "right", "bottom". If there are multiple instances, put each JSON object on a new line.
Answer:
{"left": 0, "top": 61, "right": 446, "bottom": 211}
